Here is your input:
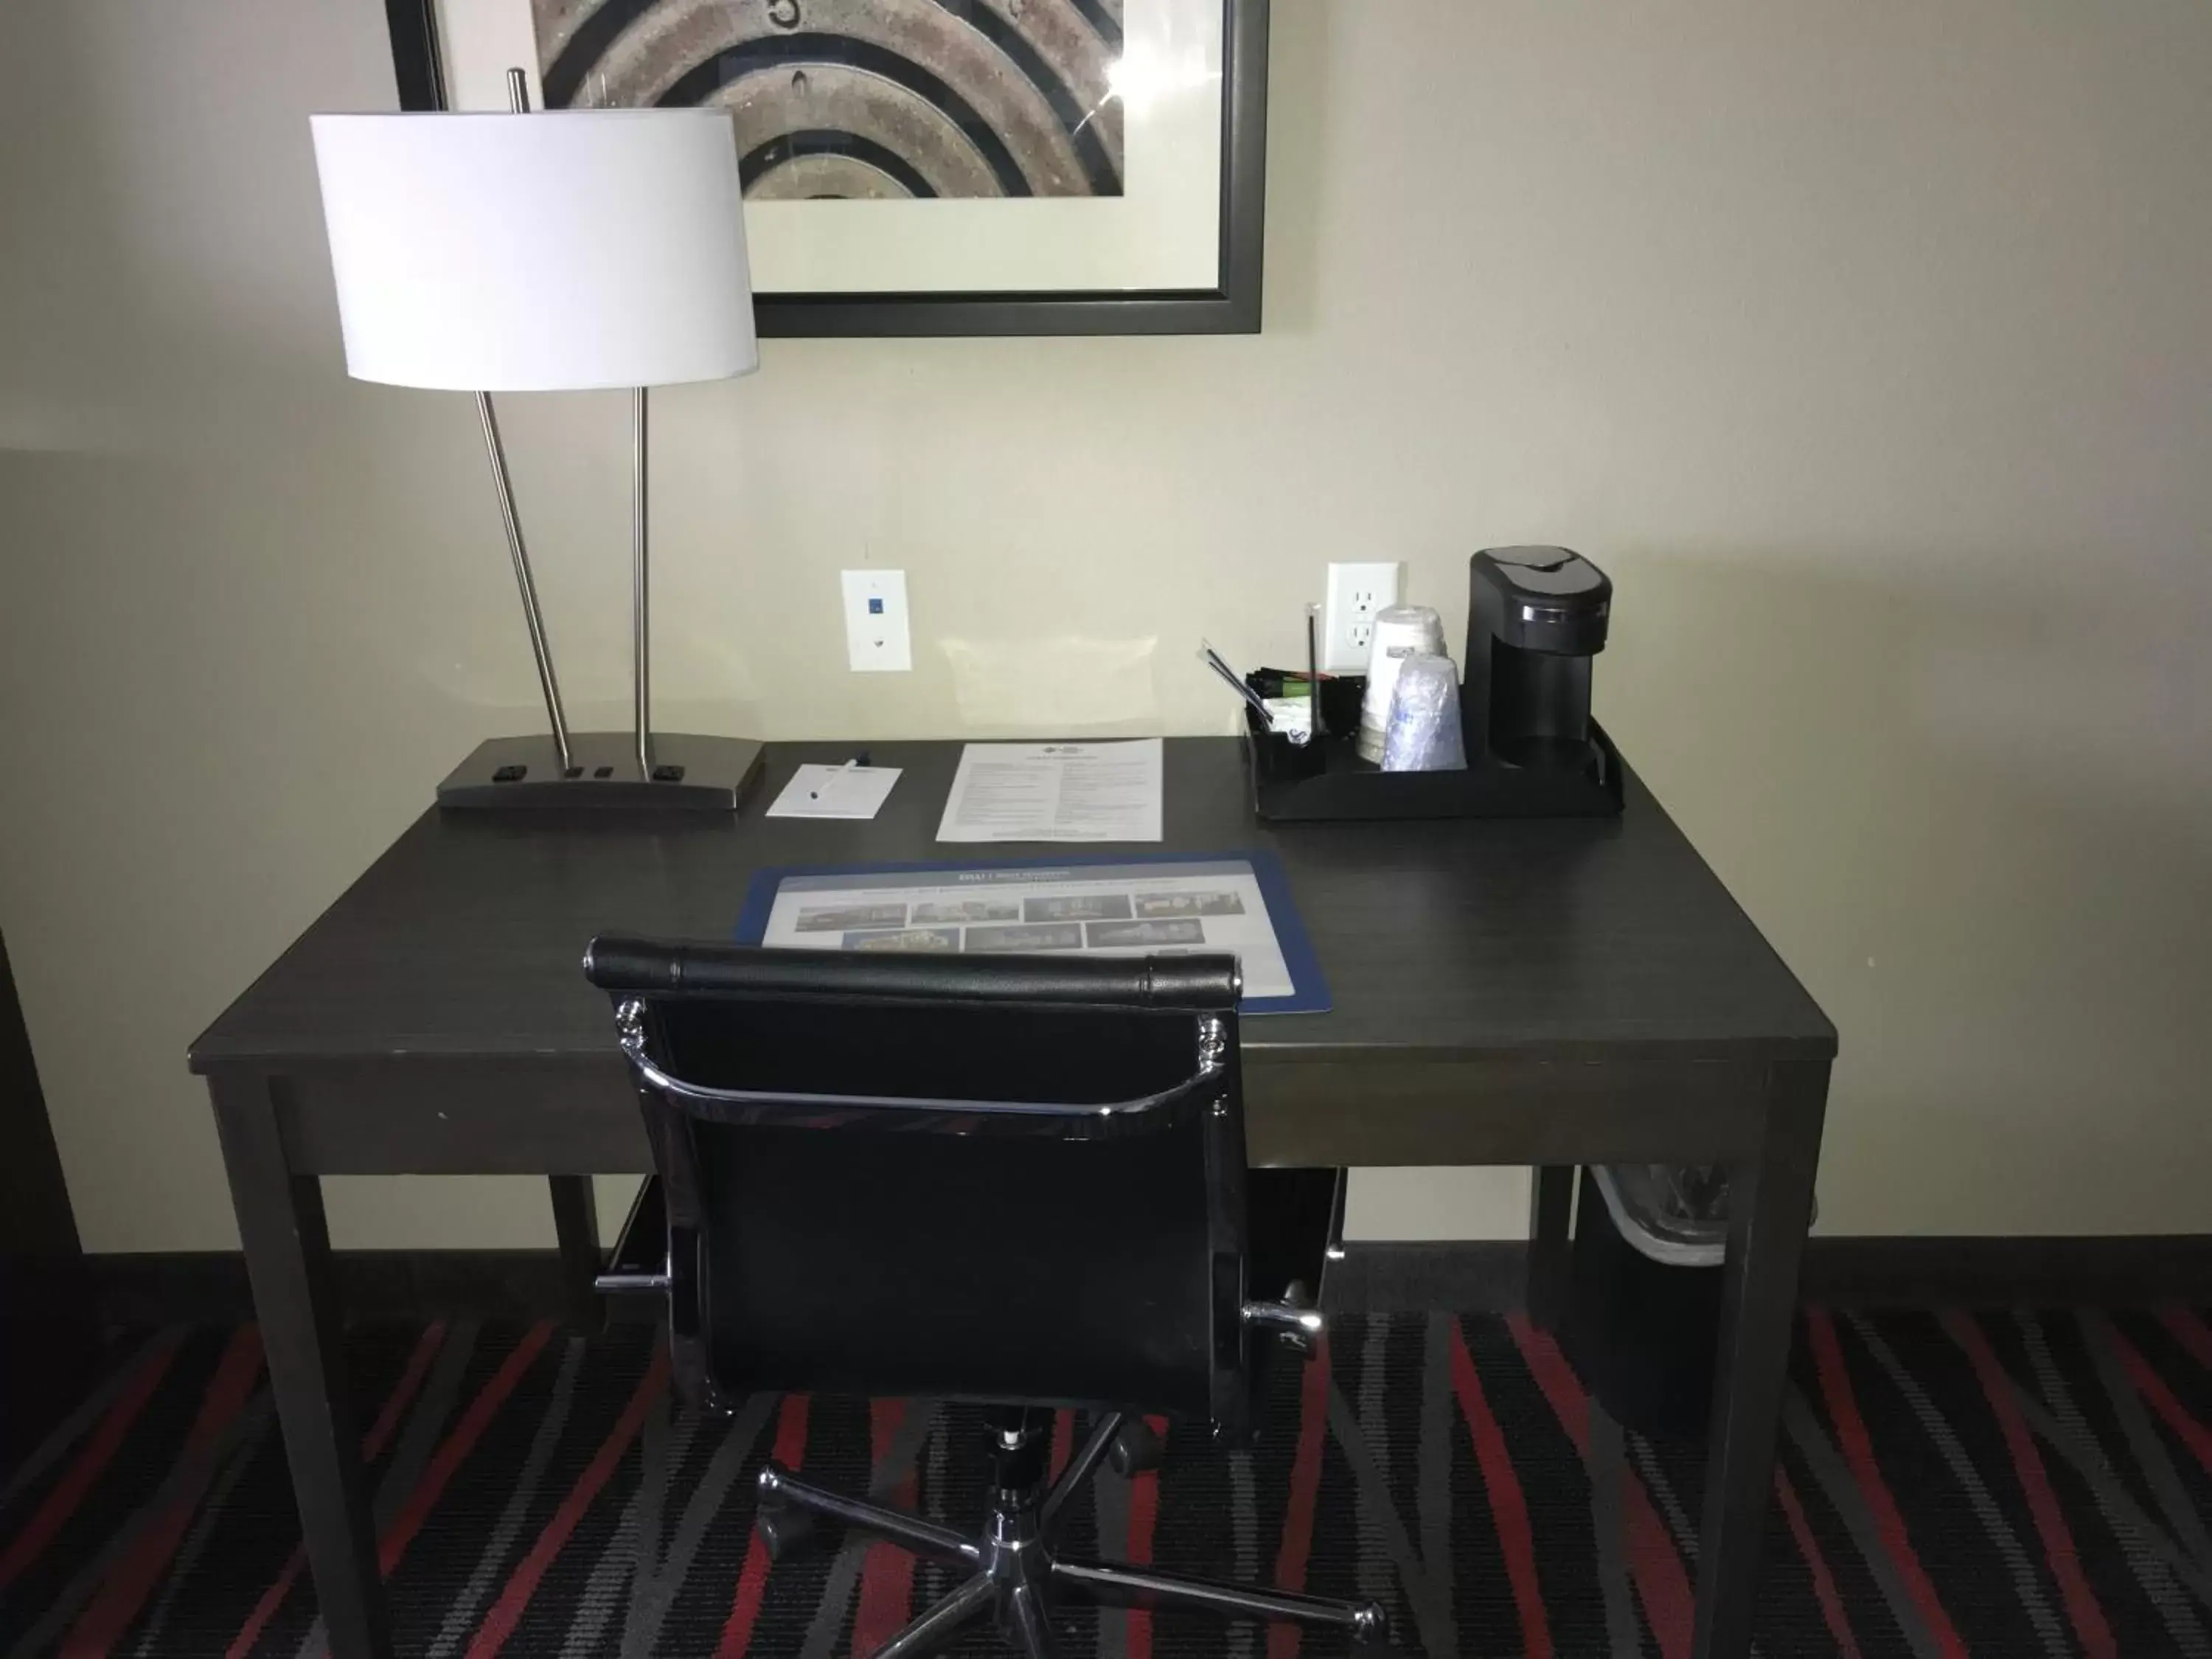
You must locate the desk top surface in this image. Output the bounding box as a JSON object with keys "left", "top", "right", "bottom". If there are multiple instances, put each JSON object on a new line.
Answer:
{"left": 190, "top": 738, "right": 1835, "bottom": 1071}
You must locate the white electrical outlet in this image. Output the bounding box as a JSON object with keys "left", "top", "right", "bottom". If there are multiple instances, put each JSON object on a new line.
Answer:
{"left": 1323, "top": 561, "right": 1404, "bottom": 670}
{"left": 841, "top": 568, "right": 911, "bottom": 672}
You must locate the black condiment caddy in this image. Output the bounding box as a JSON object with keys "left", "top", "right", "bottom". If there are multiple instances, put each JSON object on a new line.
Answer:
{"left": 1242, "top": 546, "right": 1627, "bottom": 822}
{"left": 1239, "top": 669, "right": 1624, "bottom": 821}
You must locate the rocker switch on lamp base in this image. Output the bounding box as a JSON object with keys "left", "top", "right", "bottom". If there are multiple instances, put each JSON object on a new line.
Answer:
{"left": 842, "top": 570, "right": 912, "bottom": 672}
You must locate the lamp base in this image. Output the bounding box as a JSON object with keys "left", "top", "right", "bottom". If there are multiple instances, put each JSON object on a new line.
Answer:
{"left": 435, "top": 732, "right": 765, "bottom": 811}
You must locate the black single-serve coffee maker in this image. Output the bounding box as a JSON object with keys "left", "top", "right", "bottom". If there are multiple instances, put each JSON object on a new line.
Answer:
{"left": 1463, "top": 546, "right": 1612, "bottom": 773}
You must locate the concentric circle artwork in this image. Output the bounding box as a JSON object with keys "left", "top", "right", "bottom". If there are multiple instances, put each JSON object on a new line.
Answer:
{"left": 534, "top": 0, "right": 1124, "bottom": 198}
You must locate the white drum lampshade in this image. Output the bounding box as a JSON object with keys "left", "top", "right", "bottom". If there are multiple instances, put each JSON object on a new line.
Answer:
{"left": 309, "top": 109, "right": 758, "bottom": 392}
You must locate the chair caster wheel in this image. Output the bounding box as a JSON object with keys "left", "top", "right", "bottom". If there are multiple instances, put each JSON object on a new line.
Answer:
{"left": 1347, "top": 1600, "right": 1389, "bottom": 1648}
{"left": 754, "top": 1475, "right": 818, "bottom": 1562}
{"left": 756, "top": 1500, "right": 815, "bottom": 1561}
{"left": 1109, "top": 1418, "right": 1164, "bottom": 1476}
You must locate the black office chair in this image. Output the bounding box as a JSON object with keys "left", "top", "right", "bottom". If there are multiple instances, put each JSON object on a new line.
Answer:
{"left": 584, "top": 935, "right": 1382, "bottom": 1658}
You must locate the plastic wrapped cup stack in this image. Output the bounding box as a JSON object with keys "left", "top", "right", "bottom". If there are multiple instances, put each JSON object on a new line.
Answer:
{"left": 1380, "top": 653, "right": 1467, "bottom": 771}
{"left": 1356, "top": 605, "right": 1446, "bottom": 763}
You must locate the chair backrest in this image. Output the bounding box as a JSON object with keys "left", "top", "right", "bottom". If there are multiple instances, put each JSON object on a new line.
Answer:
{"left": 585, "top": 936, "right": 1255, "bottom": 1428}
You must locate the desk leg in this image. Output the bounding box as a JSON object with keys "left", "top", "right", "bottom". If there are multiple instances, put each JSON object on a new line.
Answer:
{"left": 1526, "top": 1165, "right": 1576, "bottom": 1330}
{"left": 548, "top": 1175, "right": 602, "bottom": 1328}
{"left": 1691, "top": 1058, "right": 1829, "bottom": 1659}
{"left": 210, "top": 1075, "right": 391, "bottom": 1659}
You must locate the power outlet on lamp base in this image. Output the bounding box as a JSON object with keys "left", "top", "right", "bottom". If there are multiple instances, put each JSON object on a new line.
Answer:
{"left": 1323, "top": 561, "right": 1404, "bottom": 671}
{"left": 841, "top": 569, "right": 911, "bottom": 672}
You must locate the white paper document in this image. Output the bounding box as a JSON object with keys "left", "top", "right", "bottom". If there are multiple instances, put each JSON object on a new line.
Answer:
{"left": 936, "top": 740, "right": 1164, "bottom": 843}
{"left": 765, "top": 763, "right": 902, "bottom": 821}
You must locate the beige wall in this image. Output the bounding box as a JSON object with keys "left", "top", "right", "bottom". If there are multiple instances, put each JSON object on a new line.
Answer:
{"left": 3, "top": 1, "right": 2209, "bottom": 1253}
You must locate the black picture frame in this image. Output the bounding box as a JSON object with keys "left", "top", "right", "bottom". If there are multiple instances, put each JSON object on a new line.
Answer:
{"left": 379, "top": 0, "right": 1268, "bottom": 337}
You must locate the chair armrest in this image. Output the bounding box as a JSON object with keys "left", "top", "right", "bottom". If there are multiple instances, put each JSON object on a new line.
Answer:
{"left": 593, "top": 1175, "right": 671, "bottom": 1294}
{"left": 1242, "top": 1299, "right": 1324, "bottom": 1354}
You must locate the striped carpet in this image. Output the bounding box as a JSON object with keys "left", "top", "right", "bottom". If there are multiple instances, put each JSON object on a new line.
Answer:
{"left": 5, "top": 1310, "right": 2212, "bottom": 1656}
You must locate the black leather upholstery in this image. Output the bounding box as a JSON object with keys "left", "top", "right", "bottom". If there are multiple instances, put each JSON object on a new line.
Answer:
{"left": 585, "top": 933, "right": 1240, "bottom": 1009}
{"left": 590, "top": 936, "right": 1253, "bottom": 1425}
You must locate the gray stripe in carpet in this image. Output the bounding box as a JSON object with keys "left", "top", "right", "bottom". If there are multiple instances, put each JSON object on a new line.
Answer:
{"left": 796, "top": 1402, "right": 944, "bottom": 1659}
{"left": 2083, "top": 1312, "right": 2212, "bottom": 1570}
{"left": 639, "top": 1374, "right": 677, "bottom": 1551}
{"left": 630, "top": 1408, "right": 704, "bottom": 1657}
{"left": 1227, "top": 1441, "right": 1258, "bottom": 1659}
{"left": 1783, "top": 1391, "right": 1947, "bottom": 1659}
{"left": 0, "top": 1329, "right": 184, "bottom": 1515}
{"left": 869, "top": 1403, "right": 943, "bottom": 1506}
{"left": 373, "top": 1320, "right": 482, "bottom": 1531}
{"left": 2005, "top": 1371, "right": 2212, "bottom": 1606}
{"left": 2007, "top": 1382, "right": 2212, "bottom": 1607}
{"left": 1586, "top": 1401, "right": 1643, "bottom": 1659}
{"left": 620, "top": 1372, "right": 678, "bottom": 1658}
{"left": 12, "top": 1395, "right": 275, "bottom": 1658}
{"left": 1624, "top": 1434, "right": 1772, "bottom": 1659}
{"left": 1092, "top": 1433, "right": 1132, "bottom": 1659}
{"left": 1626, "top": 1430, "right": 1697, "bottom": 1561}
{"left": 1354, "top": 1316, "right": 1394, "bottom": 1611}
{"left": 1419, "top": 1313, "right": 1457, "bottom": 1579}
{"left": 623, "top": 1393, "right": 776, "bottom": 1658}
{"left": 294, "top": 1320, "right": 482, "bottom": 1659}
{"left": 425, "top": 1335, "right": 587, "bottom": 1659}
{"left": 131, "top": 1388, "right": 277, "bottom": 1656}
{"left": 1861, "top": 1311, "right": 2069, "bottom": 1658}
{"left": 560, "top": 1480, "right": 645, "bottom": 1659}
{"left": 1326, "top": 1378, "right": 1454, "bottom": 1658}
{"left": 2022, "top": 1312, "right": 2211, "bottom": 1657}
{"left": 917, "top": 1401, "right": 953, "bottom": 1611}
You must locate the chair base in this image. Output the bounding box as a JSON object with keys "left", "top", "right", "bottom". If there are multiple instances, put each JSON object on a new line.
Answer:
{"left": 754, "top": 1410, "right": 1384, "bottom": 1658}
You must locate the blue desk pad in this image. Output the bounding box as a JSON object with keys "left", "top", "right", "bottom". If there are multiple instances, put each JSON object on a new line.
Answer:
{"left": 736, "top": 849, "right": 1328, "bottom": 1015}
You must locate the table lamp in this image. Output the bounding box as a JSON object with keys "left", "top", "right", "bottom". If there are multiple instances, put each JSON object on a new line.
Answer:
{"left": 310, "top": 73, "right": 765, "bottom": 809}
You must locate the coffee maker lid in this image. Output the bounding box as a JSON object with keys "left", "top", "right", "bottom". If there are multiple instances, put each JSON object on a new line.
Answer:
{"left": 1480, "top": 546, "right": 1610, "bottom": 599}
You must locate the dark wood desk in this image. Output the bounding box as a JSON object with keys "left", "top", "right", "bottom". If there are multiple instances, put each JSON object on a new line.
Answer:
{"left": 190, "top": 737, "right": 1834, "bottom": 1659}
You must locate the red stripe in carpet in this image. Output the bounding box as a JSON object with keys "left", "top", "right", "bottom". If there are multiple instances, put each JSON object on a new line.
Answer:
{"left": 223, "top": 1322, "right": 450, "bottom": 1659}
{"left": 1775, "top": 1465, "right": 1864, "bottom": 1659}
{"left": 2104, "top": 1319, "right": 2212, "bottom": 1477}
{"left": 2157, "top": 1307, "right": 2212, "bottom": 1379}
{"left": 361, "top": 1322, "right": 450, "bottom": 1464}
{"left": 1448, "top": 1318, "right": 1551, "bottom": 1659}
{"left": 851, "top": 1398, "right": 919, "bottom": 1658}
{"left": 463, "top": 1342, "right": 669, "bottom": 1659}
{"left": 1267, "top": 1338, "right": 1331, "bottom": 1659}
{"left": 1049, "top": 1409, "right": 1074, "bottom": 1486}
{"left": 1122, "top": 1415, "right": 1168, "bottom": 1659}
{"left": 717, "top": 1393, "right": 811, "bottom": 1659}
{"left": 1944, "top": 1312, "right": 2116, "bottom": 1659}
{"left": 1506, "top": 1314, "right": 1693, "bottom": 1659}
{"left": 1806, "top": 1309, "right": 1968, "bottom": 1659}
{"left": 223, "top": 1539, "right": 304, "bottom": 1653}
{"left": 0, "top": 1330, "right": 182, "bottom": 1590}
{"left": 379, "top": 1321, "right": 556, "bottom": 1576}
{"left": 62, "top": 1326, "right": 265, "bottom": 1658}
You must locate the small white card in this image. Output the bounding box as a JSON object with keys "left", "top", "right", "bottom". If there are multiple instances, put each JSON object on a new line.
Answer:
{"left": 765, "top": 763, "right": 902, "bottom": 821}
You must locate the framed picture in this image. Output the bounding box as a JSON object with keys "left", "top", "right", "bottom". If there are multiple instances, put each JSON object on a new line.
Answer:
{"left": 382, "top": 0, "right": 1267, "bottom": 336}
